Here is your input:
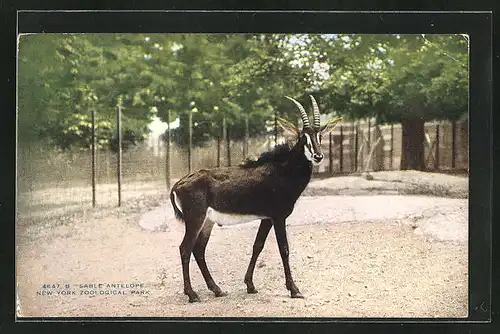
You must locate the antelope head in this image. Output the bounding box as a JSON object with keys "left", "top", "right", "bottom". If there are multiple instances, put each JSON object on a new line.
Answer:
{"left": 277, "top": 95, "right": 342, "bottom": 165}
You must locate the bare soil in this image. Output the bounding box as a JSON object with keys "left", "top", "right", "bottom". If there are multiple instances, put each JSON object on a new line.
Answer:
{"left": 16, "top": 171, "right": 468, "bottom": 318}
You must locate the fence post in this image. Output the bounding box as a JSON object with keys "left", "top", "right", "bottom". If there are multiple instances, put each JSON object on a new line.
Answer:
{"left": 217, "top": 132, "right": 221, "bottom": 168}
{"left": 434, "top": 124, "right": 440, "bottom": 170}
{"left": 374, "top": 126, "right": 384, "bottom": 171}
{"left": 390, "top": 124, "right": 394, "bottom": 170}
{"left": 367, "top": 118, "right": 371, "bottom": 153}
{"left": 243, "top": 113, "right": 249, "bottom": 158}
{"left": 451, "top": 120, "right": 456, "bottom": 169}
{"left": 339, "top": 125, "right": 343, "bottom": 173}
{"left": 274, "top": 112, "right": 278, "bottom": 146}
{"left": 226, "top": 123, "right": 231, "bottom": 167}
{"left": 91, "top": 108, "right": 96, "bottom": 208}
{"left": 215, "top": 106, "right": 221, "bottom": 168}
{"left": 354, "top": 123, "right": 359, "bottom": 172}
{"left": 188, "top": 104, "right": 193, "bottom": 173}
{"left": 222, "top": 116, "right": 227, "bottom": 166}
{"left": 329, "top": 132, "right": 333, "bottom": 174}
{"left": 165, "top": 109, "right": 171, "bottom": 190}
{"left": 116, "top": 104, "right": 122, "bottom": 207}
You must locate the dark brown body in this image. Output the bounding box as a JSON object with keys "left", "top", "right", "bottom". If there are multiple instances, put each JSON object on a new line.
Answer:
{"left": 170, "top": 142, "right": 312, "bottom": 302}
{"left": 172, "top": 144, "right": 312, "bottom": 219}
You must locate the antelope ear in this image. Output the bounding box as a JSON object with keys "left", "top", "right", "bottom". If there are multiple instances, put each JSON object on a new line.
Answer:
{"left": 276, "top": 117, "right": 300, "bottom": 138}
{"left": 320, "top": 117, "right": 343, "bottom": 135}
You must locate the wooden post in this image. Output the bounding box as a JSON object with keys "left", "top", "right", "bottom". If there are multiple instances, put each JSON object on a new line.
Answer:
{"left": 226, "top": 121, "right": 231, "bottom": 167}
{"left": 389, "top": 124, "right": 394, "bottom": 170}
{"left": 188, "top": 106, "right": 193, "bottom": 173}
{"left": 390, "top": 124, "right": 394, "bottom": 170}
{"left": 243, "top": 113, "right": 249, "bottom": 158}
{"left": 354, "top": 123, "right": 359, "bottom": 172}
{"left": 165, "top": 109, "right": 171, "bottom": 190}
{"left": 367, "top": 118, "right": 371, "bottom": 152}
{"left": 434, "top": 124, "right": 440, "bottom": 171}
{"left": 274, "top": 113, "right": 278, "bottom": 146}
{"left": 91, "top": 108, "right": 96, "bottom": 208}
{"left": 104, "top": 153, "right": 110, "bottom": 181}
{"left": 217, "top": 129, "right": 221, "bottom": 168}
{"left": 116, "top": 104, "right": 122, "bottom": 207}
{"left": 329, "top": 132, "right": 333, "bottom": 174}
{"left": 372, "top": 126, "right": 384, "bottom": 171}
{"left": 222, "top": 116, "right": 227, "bottom": 166}
{"left": 451, "top": 120, "right": 456, "bottom": 169}
{"left": 339, "top": 125, "right": 344, "bottom": 173}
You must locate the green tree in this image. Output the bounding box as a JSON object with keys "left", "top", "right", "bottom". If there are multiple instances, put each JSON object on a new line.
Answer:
{"left": 299, "top": 34, "right": 468, "bottom": 170}
{"left": 18, "top": 32, "right": 468, "bottom": 170}
{"left": 18, "top": 33, "right": 159, "bottom": 150}
{"left": 18, "top": 34, "right": 63, "bottom": 145}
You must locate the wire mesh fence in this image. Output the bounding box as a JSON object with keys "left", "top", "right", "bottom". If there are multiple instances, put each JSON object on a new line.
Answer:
{"left": 17, "top": 118, "right": 468, "bottom": 216}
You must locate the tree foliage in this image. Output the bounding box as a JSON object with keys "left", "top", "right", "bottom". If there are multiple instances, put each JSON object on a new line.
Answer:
{"left": 18, "top": 33, "right": 468, "bottom": 159}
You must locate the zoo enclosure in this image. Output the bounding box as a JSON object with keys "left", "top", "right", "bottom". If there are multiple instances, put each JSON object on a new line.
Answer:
{"left": 17, "top": 117, "right": 468, "bottom": 213}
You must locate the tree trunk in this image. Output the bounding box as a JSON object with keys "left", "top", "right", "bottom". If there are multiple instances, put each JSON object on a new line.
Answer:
{"left": 400, "top": 117, "right": 426, "bottom": 171}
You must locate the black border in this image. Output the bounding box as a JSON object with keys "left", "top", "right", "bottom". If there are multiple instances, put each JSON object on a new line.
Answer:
{"left": 1, "top": 8, "right": 495, "bottom": 334}
{"left": 15, "top": 10, "right": 493, "bottom": 34}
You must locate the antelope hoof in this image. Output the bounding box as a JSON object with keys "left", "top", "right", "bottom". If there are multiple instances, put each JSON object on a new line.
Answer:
{"left": 291, "top": 291, "right": 304, "bottom": 299}
{"left": 247, "top": 287, "right": 258, "bottom": 294}
{"left": 215, "top": 290, "right": 228, "bottom": 297}
{"left": 188, "top": 293, "right": 201, "bottom": 303}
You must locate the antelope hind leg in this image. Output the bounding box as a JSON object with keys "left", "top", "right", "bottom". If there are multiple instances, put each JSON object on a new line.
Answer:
{"left": 179, "top": 213, "right": 207, "bottom": 303}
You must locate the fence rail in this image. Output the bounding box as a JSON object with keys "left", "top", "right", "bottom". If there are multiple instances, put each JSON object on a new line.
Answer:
{"left": 17, "top": 119, "right": 468, "bottom": 213}
{"left": 312, "top": 119, "right": 468, "bottom": 175}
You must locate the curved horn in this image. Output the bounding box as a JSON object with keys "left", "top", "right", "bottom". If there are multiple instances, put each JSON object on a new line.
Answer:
{"left": 285, "top": 96, "right": 311, "bottom": 128}
{"left": 309, "top": 95, "right": 321, "bottom": 129}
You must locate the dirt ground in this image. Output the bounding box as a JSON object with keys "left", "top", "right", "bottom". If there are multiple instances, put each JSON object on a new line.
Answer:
{"left": 15, "top": 171, "right": 468, "bottom": 318}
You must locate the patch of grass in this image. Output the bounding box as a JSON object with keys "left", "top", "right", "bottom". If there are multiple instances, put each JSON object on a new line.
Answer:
{"left": 400, "top": 182, "right": 463, "bottom": 198}
{"left": 302, "top": 187, "right": 343, "bottom": 197}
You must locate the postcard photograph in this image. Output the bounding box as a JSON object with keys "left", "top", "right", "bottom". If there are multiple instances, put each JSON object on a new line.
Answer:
{"left": 16, "top": 32, "right": 469, "bottom": 318}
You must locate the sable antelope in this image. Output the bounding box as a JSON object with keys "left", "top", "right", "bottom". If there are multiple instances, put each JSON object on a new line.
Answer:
{"left": 170, "top": 95, "right": 341, "bottom": 302}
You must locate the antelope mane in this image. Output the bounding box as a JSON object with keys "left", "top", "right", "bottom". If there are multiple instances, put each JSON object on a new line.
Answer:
{"left": 239, "top": 143, "right": 295, "bottom": 168}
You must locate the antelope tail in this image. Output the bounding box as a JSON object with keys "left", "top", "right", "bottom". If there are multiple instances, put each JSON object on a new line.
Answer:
{"left": 170, "top": 190, "right": 184, "bottom": 221}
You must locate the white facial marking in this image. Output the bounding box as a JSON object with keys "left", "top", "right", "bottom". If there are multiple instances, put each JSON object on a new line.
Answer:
{"left": 206, "top": 207, "right": 268, "bottom": 227}
{"left": 304, "top": 133, "right": 312, "bottom": 147}
{"left": 303, "top": 133, "right": 314, "bottom": 162}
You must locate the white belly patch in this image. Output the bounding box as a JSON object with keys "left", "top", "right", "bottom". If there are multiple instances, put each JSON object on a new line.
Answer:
{"left": 205, "top": 207, "right": 268, "bottom": 227}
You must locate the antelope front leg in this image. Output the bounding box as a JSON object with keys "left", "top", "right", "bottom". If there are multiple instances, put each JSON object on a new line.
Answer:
{"left": 244, "top": 219, "right": 273, "bottom": 294}
{"left": 193, "top": 220, "right": 227, "bottom": 298}
{"left": 273, "top": 218, "right": 303, "bottom": 299}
